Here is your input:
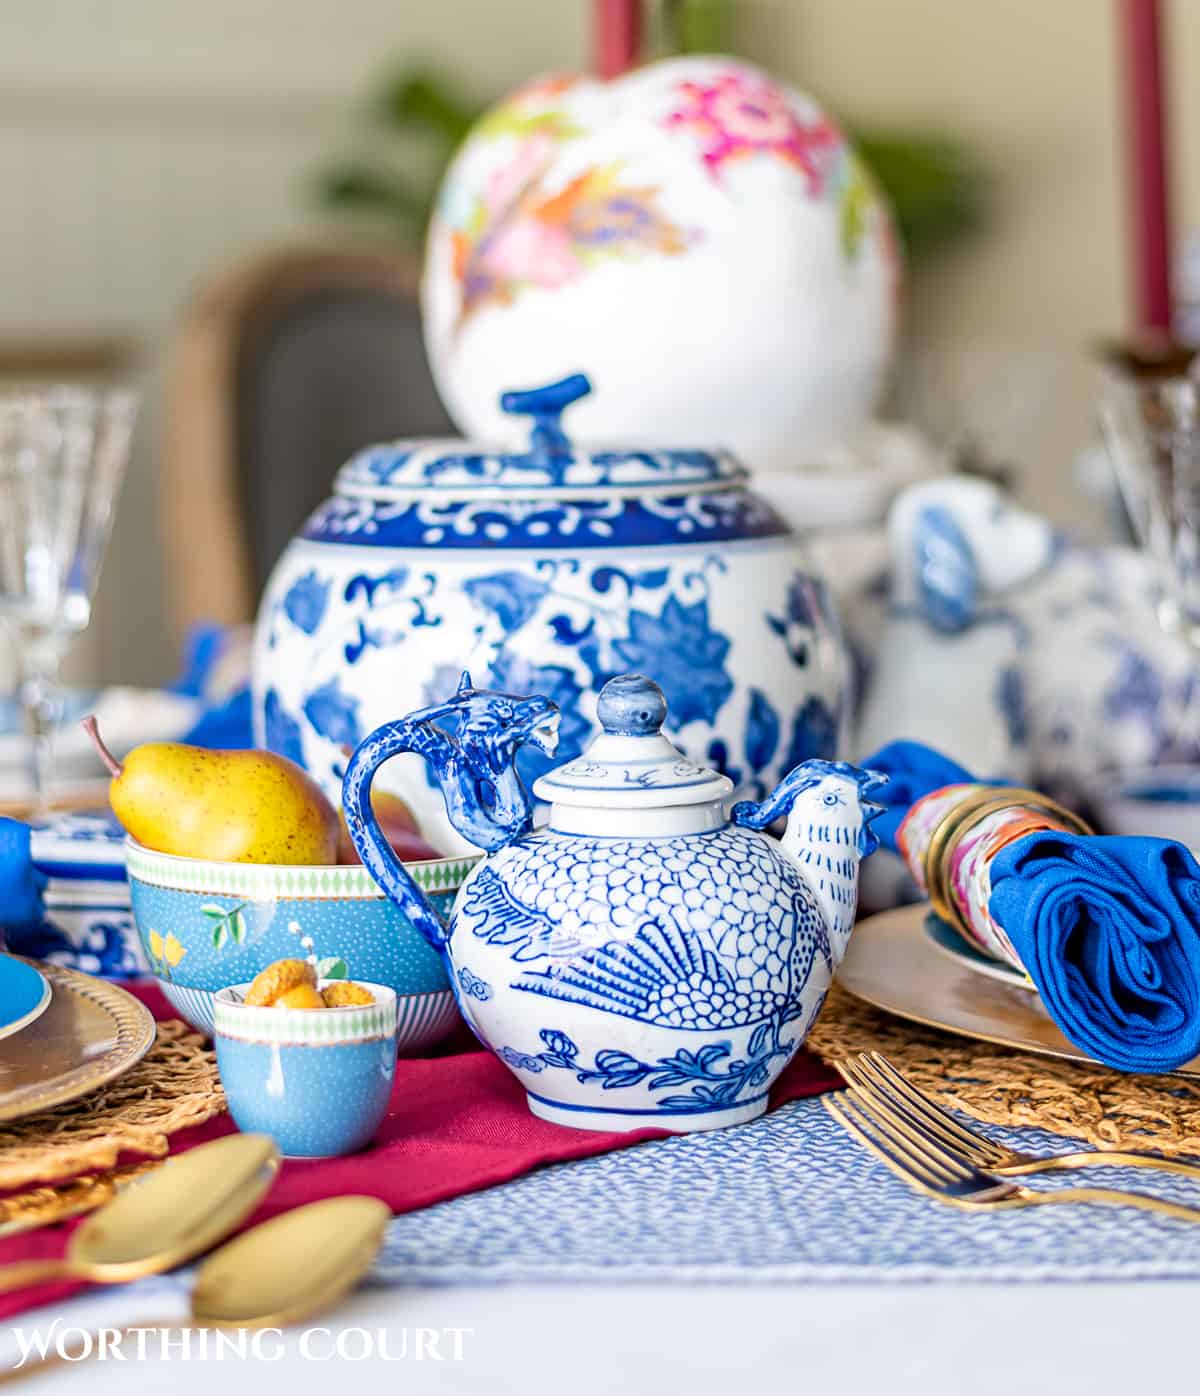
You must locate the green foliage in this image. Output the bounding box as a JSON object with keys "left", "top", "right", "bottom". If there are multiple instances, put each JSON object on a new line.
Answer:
{"left": 315, "top": 163, "right": 432, "bottom": 240}
{"left": 374, "top": 69, "right": 477, "bottom": 148}
{"left": 663, "top": 0, "right": 734, "bottom": 53}
{"left": 848, "top": 127, "right": 987, "bottom": 257}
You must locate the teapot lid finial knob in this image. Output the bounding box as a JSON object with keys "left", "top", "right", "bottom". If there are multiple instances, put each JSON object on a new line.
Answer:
{"left": 596, "top": 675, "right": 667, "bottom": 737}
{"left": 535, "top": 671, "right": 731, "bottom": 815}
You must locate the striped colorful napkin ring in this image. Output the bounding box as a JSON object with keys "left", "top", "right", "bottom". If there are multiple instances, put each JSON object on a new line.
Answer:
{"left": 922, "top": 787, "right": 1093, "bottom": 942}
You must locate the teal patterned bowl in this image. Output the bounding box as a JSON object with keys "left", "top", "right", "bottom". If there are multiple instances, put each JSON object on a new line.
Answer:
{"left": 124, "top": 840, "right": 477, "bottom": 1050}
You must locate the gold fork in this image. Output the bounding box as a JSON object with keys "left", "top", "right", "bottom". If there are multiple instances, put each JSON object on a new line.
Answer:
{"left": 824, "top": 1087, "right": 1200, "bottom": 1221}
{"left": 839, "top": 1051, "right": 1200, "bottom": 1180}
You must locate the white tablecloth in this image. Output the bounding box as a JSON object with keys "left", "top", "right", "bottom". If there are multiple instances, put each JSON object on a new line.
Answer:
{"left": 17, "top": 1282, "right": 1191, "bottom": 1394}
{"left": 11, "top": 1097, "right": 1192, "bottom": 1388}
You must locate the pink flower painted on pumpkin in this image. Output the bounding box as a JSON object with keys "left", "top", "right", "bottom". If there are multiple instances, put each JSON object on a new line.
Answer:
{"left": 482, "top": 217, "right": 582, "bottom": 289}
{"left": 454, "top": 163, "right": 690, "bottom": 327}
{"left": 484, "top": 134, "right": 555, "bottom": 217}
{"left": 663, "top": 71, "right": 842, "bottom": 193}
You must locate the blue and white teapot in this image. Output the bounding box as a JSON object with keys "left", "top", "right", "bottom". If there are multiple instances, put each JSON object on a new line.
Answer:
{"left": 344, "top": 673, "right": 884, "bottom": 1133}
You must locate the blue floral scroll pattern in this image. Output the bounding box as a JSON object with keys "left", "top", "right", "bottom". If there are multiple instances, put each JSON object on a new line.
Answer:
{"left": 303, "top": 677, "right": 362, "bottom": 749}
{"left": 777, "top": 694, "right": 840, "bottom": 773}
{"left": 462, "top": 572, "right": 548, "bottom": 633}
{"left": 274, "top": 543, "right": 842, "bottom": 819}
{"left": 744, "top": 688, "right": 781, "bottom": 777}
{"left": 611, "top": 594, "right": 733, "bottom": 727}
{"left": 766, "top": 571, "right": 825, "bottom": 667}
{"left": 302, "top": 490, "right": 790, "bottom": 550}
{"left": 8, "top": 916, "right": 143, "bottom": 979}
{"left": 262, "top": 688, "right": 305, "bottom": 765}
{"left": 753, "top": 570, "right": 843, "bottom": 787}
{"left": 340, "top": 441, "right": 736, "bottom": 493}
{"left": 457, "top": 967, "right": 493, "bottom": 1002}
{"left": 341, "top": 568, "right": 442, "bottom": 666}
{"left": 446, "top": 558, "right": 737, "bottom": 789}
{"left": 498, "top": 1019, "right": 797, "bottom": 1114}
{"left": 281, "top": 570, "right": 330, "bottom": 635}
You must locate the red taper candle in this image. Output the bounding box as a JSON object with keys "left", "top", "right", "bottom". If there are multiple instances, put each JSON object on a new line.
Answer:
{"left": 595, "top": 0, "right": 642, "bottom": 79}
{"left": 1118, "top": 0, "right": 1173, "bottom": 335}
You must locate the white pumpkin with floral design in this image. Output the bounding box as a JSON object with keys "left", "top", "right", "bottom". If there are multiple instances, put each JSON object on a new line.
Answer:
{"left": 422, "top": 56, "right": 898, "bottom": 469}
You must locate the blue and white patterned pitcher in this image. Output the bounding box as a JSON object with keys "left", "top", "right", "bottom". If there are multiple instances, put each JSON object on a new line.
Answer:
{"left": 344, "top": 673, "right": 884, "bottom": 1133}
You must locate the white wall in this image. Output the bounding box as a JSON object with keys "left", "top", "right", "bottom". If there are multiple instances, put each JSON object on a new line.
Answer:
{"left": 1, "top": 0, "right": 1195, "bottom": 686}
{"left": 0, "top": 0, "right": 588, "bottom": 686}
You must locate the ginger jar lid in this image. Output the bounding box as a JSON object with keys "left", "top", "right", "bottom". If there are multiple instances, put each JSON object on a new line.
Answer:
{"left": 534, "top": 675, "right": 732, "bottom": 831}
{"left": 333, "top": 374, "right": 745, "bottom": 502}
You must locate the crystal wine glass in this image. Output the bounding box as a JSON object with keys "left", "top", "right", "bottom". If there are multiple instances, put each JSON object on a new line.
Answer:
{"left": 0, "top": 387, "right": 137, "bottom": 814}
{"left": 1098, "top": 366, "right": 1200, "bottom": 652}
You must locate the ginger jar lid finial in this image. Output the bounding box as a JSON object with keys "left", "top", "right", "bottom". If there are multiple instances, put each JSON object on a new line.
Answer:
{"left": 333, "top": 375, "right": 746, "bottom": 501}
{"left": 533, "top": 674, "right": 733, "bottom": 818}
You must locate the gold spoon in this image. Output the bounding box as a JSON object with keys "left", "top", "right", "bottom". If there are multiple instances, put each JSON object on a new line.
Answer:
{"left": 0, "top": 1133, "right": 279, "bottom": 1294}
{"left": 0, "top": 1196, "right": 391, "bottom": 1382}
{"left": 187, "top": 1195, "right": 391, "bottom": 1327}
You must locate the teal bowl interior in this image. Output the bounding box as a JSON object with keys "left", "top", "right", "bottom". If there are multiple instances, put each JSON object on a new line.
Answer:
{"left": 124, "top": 839, "right": 477, "bottom": 1049}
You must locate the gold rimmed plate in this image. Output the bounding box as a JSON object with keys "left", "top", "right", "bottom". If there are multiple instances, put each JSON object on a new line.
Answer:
{"left": 838, "top": 904, "right": 1200, "bottom": 1078}
{"left": 0, "top": 960, "right": 156, "bottom": 1121}
{"left": 0, "top": 956, "right": 51, "bottom": 1043}
{"left": 921, "top": 914, "right": 1036, "bottom": 993}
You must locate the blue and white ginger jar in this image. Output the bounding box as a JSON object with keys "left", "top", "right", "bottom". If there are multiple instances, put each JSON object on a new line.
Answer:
{"left": 254, "top": 374, "right": 848, "bottom": 854}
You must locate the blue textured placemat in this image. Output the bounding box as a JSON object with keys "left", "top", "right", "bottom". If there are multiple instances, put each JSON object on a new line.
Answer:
{"left": 370, "top": 1095, "right": 1200, "bottom": 1285}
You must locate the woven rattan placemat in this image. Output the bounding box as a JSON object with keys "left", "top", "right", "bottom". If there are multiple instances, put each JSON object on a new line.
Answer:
{"left": 0, "top": 1019, "right": 225, "bottom": 1214}
{"left": 809, "top": 983, "right": 1200, "bottom": 1157}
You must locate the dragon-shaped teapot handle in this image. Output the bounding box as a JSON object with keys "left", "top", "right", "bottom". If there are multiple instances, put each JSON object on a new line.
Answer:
{"left": 341, "top": 673, "right": 561, "bottom": 951}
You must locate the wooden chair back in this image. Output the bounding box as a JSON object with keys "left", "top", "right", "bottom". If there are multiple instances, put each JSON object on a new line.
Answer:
{"left": 163, "top": 245, "right": 454, "bottom": 638}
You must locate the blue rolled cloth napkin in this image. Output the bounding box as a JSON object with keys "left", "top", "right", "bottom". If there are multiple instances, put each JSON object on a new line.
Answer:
{"left": 989, "top": 833, "right": 1200, "bottom": 1073}
{"left": 0, "top": 818, "right": 46, "bottom": 934}
{"left": 173, "top": 622, "right": 254, "bottom": 750}
{"left": 861, "top": 739, "right": 1200, "bottom": 1073}
{"left": 858, "top": 740, "right": 974, "bottom": 854}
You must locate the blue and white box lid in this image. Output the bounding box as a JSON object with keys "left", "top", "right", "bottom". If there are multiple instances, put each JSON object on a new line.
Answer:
{"left": 29, "top": 811, "right": 127, "bottom": 883}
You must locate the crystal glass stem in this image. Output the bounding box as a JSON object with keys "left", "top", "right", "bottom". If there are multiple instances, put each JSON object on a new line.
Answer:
{"left": 13, "top": 624, "right": 68, "bottom": 816}
{"left": 0, "top": 386, "right": 135, "bottom": 816}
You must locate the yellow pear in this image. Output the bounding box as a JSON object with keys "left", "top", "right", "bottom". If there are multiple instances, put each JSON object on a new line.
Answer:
{"left": 84, "top": 718, "right": 339, "bottom": 865}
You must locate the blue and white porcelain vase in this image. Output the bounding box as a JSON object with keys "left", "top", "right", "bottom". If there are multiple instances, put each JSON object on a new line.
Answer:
{"left": 254, "top": 375, "right": 848, "bottom": 854}
{"left": 343, "top": 673, "right": 884, "bottom": 1133}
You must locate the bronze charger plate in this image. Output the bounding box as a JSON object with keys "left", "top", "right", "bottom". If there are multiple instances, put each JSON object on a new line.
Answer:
{"left": 0, "top": 960, "right": 156, "bottom": 1121}
{"left": 837, "top": 904, "right": 1200, "bottom": 1079}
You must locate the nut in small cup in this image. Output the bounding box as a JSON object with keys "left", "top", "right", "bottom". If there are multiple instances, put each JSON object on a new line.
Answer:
{"left": 213, "top": 981, "right": 398, "bottom": 1158}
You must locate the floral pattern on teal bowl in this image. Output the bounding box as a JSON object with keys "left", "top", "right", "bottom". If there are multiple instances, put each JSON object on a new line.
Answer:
{"left": 125, "top": 840, "right": 477, "bottom": 1050}
{"left": 214, "top": 981, "right": 397, "bottom": 1157}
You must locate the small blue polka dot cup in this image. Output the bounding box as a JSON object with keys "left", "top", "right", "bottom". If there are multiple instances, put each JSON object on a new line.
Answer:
{"left": 213, "top": 982, "right": 397, "bottom": 1158}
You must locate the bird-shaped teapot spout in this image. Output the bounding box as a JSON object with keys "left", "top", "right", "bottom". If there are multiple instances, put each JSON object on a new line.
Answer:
{"left": 732, "top": 761, "right": 888, "bottom": 947}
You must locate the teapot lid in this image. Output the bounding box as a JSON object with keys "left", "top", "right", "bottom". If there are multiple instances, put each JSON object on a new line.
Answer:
{"left": 334, "top": 375, "right": 745, "bottom": 502}
{"left": 533, "top": 675, "right": 732, "bottom": 813}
